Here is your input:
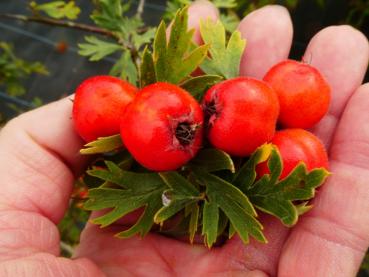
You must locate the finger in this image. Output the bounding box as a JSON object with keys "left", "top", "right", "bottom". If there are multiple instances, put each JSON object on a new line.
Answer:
{"left": 238, "top": 5, "right": 293, "bottom": 79}
{"left": 0, "top": 97, "right": 86, "bottom": 224}
{"left": 188, "top": 0, "right": 219, "bottom": 44}
{"left": 166, "top": 0, "right": 219, "bottom": 44}
{"left": 220, "top": 214, "right": 289, "bottom": 276}
{"left": 307, "top": 26, "right": 369, "bottom": 147}
{"left": 279, "top": 84, "right": 369, "bottom": 276}
{"left": 0, "top": 253, "right": 103, "bottom": 276}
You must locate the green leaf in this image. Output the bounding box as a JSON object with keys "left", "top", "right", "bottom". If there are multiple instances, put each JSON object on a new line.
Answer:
{"left": 212, "top": 0, "right": 237, "bottom": 8}
{"left": 163, "top": 0, "right": 191, "bottom": 21}
{"left": 131, "top": 27, "right": 157, "bottom": 50}
{"left": 155, "top": 172, "right": 202, "bottom": 224}
{"left": 187, "top": 202, "right": 200, "bottom": 243}
{"left": 0, "top": 42, "right": 48, "bottom": 97}
{"left": 193, "top": 170, "right": 265, "bottom": 246}
{"left": 153, "top": 7, "right": 209, "bottom": 84}
{"left": 180, "top": 75, "right": 223, "bottom": 100}
{"left": 88, "top": 163, "right": 164, "bottom": 191}
{"left": 199, "top": 19, "right": 246, "bottom": 79}
{"left": 31, "top": 1, "right": 80, "bottom": 20}
{"left": 78, "top": 36, "right": 121, "bottom": 61}
{"left": 91, "top": 0, "right": 129, "bottom": 32}
{"left": 202, "top": 199, "right": 219, "bottom": 248}
{"left": 219, "top": 12, "right": 240, "bottom": 33}
{"left": 140, "top": 46, "right": 156, "bottom": 88}
{"left": 80, "top": 135, "right": 123, "bottom": 155}
{"left": 154, "top": 199, "right": 191, "bottom": 223}
{"left": 233, "top": 144, "right": 273, "bottom": 190}
{"left": 246, "top": 147, "right": 330, "bottom": 226}
{"left": 84, "top": 164, "right": 167, "bottom": 237}
{"left": 110, "top": 51, "right": 138, "bottom": 85}
{"left": 228, "top": 222, "right": 236, "bottom": 239}
{"left": 189, "top": 148, "right": 235, "bottom": 173}
{"left": 295, "top": 202, "right": 313, "bottom": 216}
{"left": 159, "top": 171, "right": 201, "bottom": 199}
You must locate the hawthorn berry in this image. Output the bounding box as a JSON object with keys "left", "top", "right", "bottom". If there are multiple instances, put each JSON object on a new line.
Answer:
{"left": 263, "top": 60, "right": 331, "bottom": 129}
{"left": 120, "top": 82, "right": 203, "bottom": 171}
{"left": 73, "top": 75, "right": 137, "bottom": 142}
{"left": 257, "top": 129, "right": 329, "bottom": 179}
{"left": 202, "top": 77, "right": 280, "bottom": 156}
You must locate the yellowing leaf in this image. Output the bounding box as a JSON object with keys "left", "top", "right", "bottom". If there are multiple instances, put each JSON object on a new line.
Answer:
{"left": 80, "top": 134, "right": 123, "bottom": 155}
{"left": 200, "top": 19, "right": 246, "bottom": 79}
{"left": 31, "top": 1, "right": 80, "bottom": 20}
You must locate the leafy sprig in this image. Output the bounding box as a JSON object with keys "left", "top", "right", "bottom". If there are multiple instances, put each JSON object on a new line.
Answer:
{"left": 78, "top": 0, "right": 156, "bottom": 86}
{"left": 0, "top": 41, "right": 48, "bottom": 97}
{"left": 140, "top": 7, "right": 210, "bottom": 87}
{"left": 83, "top": 142, "right": 329, "bottom": 248}
{"left": 30, "top": 1, "right": 81, "bottom": 20}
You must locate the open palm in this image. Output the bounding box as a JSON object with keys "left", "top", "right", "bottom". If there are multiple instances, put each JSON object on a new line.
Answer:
{"left": 0, "top": 2, "right": 368, "bottom": 276}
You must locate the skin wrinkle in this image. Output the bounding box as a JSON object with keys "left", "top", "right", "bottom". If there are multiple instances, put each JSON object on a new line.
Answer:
{"left": 299, "top": 215, "right": 368, "bottom": 254}
{"left": 0, "top": 127, "right": 74, "bottom": 223}
{"left": 149, "top": 239, "right": 175, "bottom": 277}
{"left": 0, "top": 211, "right": 59, "bottom": 261}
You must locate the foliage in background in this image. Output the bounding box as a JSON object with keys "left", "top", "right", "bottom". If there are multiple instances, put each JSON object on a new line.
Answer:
{"left": 58, "top": 182, "right": 89, "bottom": 257}
{"left": 77, "top": 0, "right": 156, "bottom": 85}
{"left": 347, "top": 0, "right": 369, "bottom": 28}
{"left": 0, "top": 41, "right": 48, "bottom": 97}
{"left": 30, "top": 0, "right": 81, "bottom": 20}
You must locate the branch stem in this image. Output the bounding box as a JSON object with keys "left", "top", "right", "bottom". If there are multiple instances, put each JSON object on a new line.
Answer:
{"left": 0, "top": 13, "right": 116, "bottom": 38}
{"left": 136, "top": 0, "right": 145, "bottom": 18}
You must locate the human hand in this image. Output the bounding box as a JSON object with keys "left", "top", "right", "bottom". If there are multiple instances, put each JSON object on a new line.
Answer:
{"left": 0, "top": 1, "right": 368, "bottom": 276}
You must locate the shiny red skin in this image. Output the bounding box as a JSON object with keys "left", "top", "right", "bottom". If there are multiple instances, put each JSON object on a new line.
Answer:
{"left": 120, "top": 82, "right": 204, "bottom": 171}
{"left": 257, "top": 129, "right": 329, "bottom": 179}
{"left": 263, "top": 60, "right": 331, "bottom": 129}
{"left": 72, "top": 75, "right": 137, "bottom": 142}
{"left": 202, "top": 77, "right": 280, "bottom": 156}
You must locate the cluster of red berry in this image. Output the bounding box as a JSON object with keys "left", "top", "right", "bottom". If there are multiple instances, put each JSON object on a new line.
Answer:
{"left": 72, "top": 59, "right": 330, "bottom": 176}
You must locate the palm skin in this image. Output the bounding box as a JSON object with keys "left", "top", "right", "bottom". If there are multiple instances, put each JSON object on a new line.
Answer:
{"left": 0, "top": 2, "right": 368, "bottom": 276}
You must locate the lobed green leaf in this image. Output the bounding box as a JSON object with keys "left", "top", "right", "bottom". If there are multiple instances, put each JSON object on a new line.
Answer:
{"left": 31, "top": 1, "right": 80, "bottom": 20}
{"left": 80, "top": 134, "right": 123, "bottom": 155}
{"left": 189, "top": 148, "right": 235, "bottom": 173}
{"left": 202, "top": 200, "right": 219, "bottom": 248}
{"left": 110, "top": 51, "right": 138, "bottom": 85}
{"left": 152, "top": 7, "right": 209, "bottom": 85}
{"left": 140, "top": 47, "right": 156, "bottom": 88}
{"left": 233, "top": 144, "right": 272, "bottom": 190}
{"left": 78, "top": 36, "right": 121, "bottom": 61}
{"left": 199, "top": 19, "right": 246, "bottom": 79}
{"left": 245, "top": 146, "right": 330, "bottom": 226}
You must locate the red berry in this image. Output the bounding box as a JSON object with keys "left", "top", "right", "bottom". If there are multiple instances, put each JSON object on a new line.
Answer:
{"left": 263, "top": 60, "right": 331, "bottom": 129}
{"left": 257, "top": 129, "right": 329, "bottom": 179}
{"left": 73, "top": 75, "right": 137, "bottom": 142}
{"left": 120, "top": 82, "right": 203, "bottom": 171}
{"left": 202, "top": 77, "right": 279, "bottom": 156}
